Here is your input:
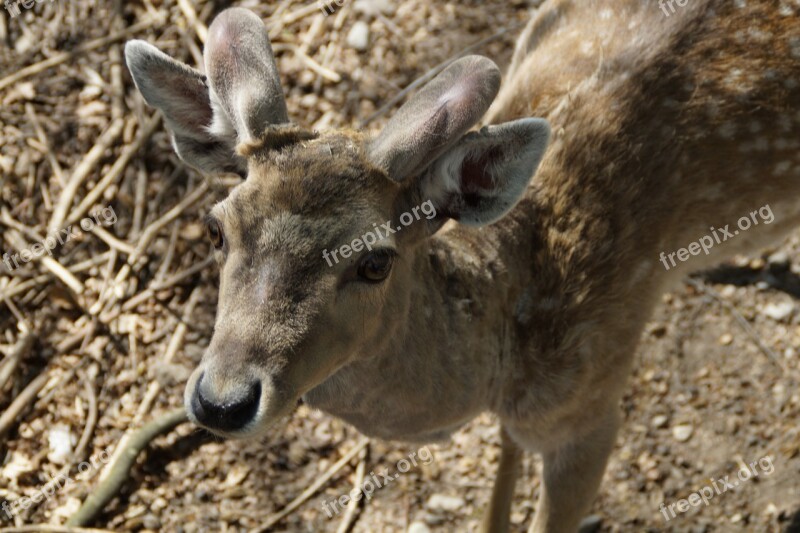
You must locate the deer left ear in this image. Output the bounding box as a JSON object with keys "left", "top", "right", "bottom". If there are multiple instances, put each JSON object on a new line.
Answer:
{"left": 420, "top": 118, "right": 550, "bottom": 226}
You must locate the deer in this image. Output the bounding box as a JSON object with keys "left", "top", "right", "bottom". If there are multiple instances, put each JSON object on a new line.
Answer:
{"left": 124, "top": 1, "right": 800, "bottom": 531}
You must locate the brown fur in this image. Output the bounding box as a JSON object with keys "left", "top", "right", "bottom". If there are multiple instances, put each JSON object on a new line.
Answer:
{"left": 129, "top": 1, "right": 800, "bottom": 531}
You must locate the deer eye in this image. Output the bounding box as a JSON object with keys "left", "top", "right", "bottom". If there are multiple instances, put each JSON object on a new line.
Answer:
{"left": 357, "top": 250, "right": 395, "bottom": 283}
{"left": 205, "top": 217, "right": 224, "bottom": 250}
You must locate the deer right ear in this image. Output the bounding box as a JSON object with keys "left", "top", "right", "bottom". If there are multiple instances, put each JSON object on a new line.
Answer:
{"left": 368, "top": 56, "right": 501, "bottom": 182}
{"left": 124, "top": 40, "right": 243, "bottom": 175}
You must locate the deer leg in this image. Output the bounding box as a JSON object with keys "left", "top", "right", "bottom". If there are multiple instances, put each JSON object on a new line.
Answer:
{"left": 528, "top": 407, "right": 620, "bottom": 533}
{"left": 480, "top": 426, "right": 523, "bottom": 533}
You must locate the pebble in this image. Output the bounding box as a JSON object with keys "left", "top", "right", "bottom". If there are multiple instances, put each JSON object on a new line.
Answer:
{"left": 422, "top": 511, "right": 446, "bottom": 525}
{"left": 425, "top": 494, "right": 465, "bottom": 513}
{"left": 651, "top": 415, "right": 669, "bottom": 429}
{"left": 354, "top": 0, "right": 395, "bottom": 15}
{"left": 768, "top": 251, "right": 790, "bottom": 266}
{"left": 578, "top": 515, "right": 603, "bottom": 533}
{"left": 763, "top": 301, "right": 794, "bottom": 321}
{"left": 672, "top": 424, "right": 694, "bottom": 442}
{"left": 408, "top": 522, "right": 432, "bottom": 533}
{"left": 142, "top": 515, "right": 161, "bottom": 530}
{"left": 347, "top": 21, "right": 370, "bottom": 51}
{"left": 48, "top": 425, "right": 74, "bottom": 465}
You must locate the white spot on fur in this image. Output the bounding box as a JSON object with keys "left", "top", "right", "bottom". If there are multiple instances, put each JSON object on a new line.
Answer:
{"left": 774, "top": 161, "right": 792, "bottom": 175}
{"left": 630, "top": 260, "right": 653, "bottom": 285}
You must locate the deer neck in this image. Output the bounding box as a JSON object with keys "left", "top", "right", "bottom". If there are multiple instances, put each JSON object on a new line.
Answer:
{"left": 304, "top": 228, "right": 514, "bottom": 442}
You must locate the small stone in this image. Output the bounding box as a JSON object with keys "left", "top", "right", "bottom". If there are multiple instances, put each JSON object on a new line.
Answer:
{"left": 652, "top": 415, "right": 669, "bottom": 428}
{"left": 763, "top": 301, "right": 794, "bottom": 321}
{"left": 719, "top": 333, "right": 733, "bottom": 345}
{"left": 354, "top": 0, "right": 395, "bottom": 15}
{"left": 765, "top": 503, "right": 779, "bottom": 516}
{"left": 768, "top": 251, "right": 790, "bottom": 266}
{"left": 672, "top": 424, "right": 694, "bottom": 442}
{"left": 48, "top": 425, "right": 74, "bottom": 465}
{"left": 511, "top": 511, "right": 527, "bottom": 524}
{"left": 578, "top": 515, "right": 603, "bottom": 533}
{"left": 143, "top": 515, "right": 161, "bottom": 530}
{"left": 425, "top": 494, "right": 465, "bottom": 514}
{"left": 408, "top": 521, "right": 432, "bottom": 533}
{"left": 422, "top": 511, "right": 446, "bottom": 525}
{"left": 347, "top": 21, "right": 370, "bottom": 51}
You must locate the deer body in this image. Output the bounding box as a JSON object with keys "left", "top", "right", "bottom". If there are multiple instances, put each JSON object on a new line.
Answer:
{"left": 125, "top": 1, "right": 800, "bottom": 531}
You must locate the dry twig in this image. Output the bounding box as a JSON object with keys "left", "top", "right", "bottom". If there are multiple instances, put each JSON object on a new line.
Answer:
{"left": 255, "top": 437, "right": 370, "bottom": 532}
{"left": 66, "top": 408, "right": 189, "bottom": 527}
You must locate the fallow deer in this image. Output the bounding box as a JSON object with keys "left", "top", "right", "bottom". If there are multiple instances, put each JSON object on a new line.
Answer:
{"left": 125, "top": 1, "right": 800, "bottom": 531}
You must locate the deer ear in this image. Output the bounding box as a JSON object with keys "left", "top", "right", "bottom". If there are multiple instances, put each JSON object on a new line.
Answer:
{"left": 369, "top": 56, "right": 501, "bottom": 182}
{"left": 204, "top": 8, "right": 289, "bottom": 144}
{"left": 125, "top": 8, "right": 290, "bottom": 176}
{"left": 420, "top": 118, "right": 550, "bottom": 226}
{"left": 125, "top": 40, "right": 242, "bottom": 175}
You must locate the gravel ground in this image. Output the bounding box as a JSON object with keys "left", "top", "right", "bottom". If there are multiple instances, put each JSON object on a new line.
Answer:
{"left": 0, "top": 1, "right": 799, "bottom": 532}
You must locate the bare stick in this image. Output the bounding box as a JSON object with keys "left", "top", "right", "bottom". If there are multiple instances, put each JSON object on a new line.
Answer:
{"left": 255, "top": 437, "right": 370, "bottom": 532}
{"left": 25, "top": 103, "right": 65, "bottom": 187}
{"left": 131, "top": 163, "right": 148, "bottom": 239}
{"left": 126, "top": 180, "right": 208, "bottom": 268}
{"left": 336, "top": 444, "right": 369, "bottom": 533}
{"left": 74, "top": 368, "right": 99, "bottom": 461}
{"left": 90, "top": 226, "right": 136, "bottom": 257}
{"left": 66, "top": 115, "right": 161, "bottom": 228}
{"left": 0, "top": 330, "right": 35, "bottom": 393}
{"left": 0, "top": 17, "right": 165, "bottom": 91}
{"left": 120, "top": 255, "right": 214, "bottom": 312}
{"left": 177, "top": 0, "right": 208, "bottom": 43}
{"left": 0, "top": 371, "right": 49, "bottom": 441}
{"left": 66, "top": 408, "right": 188, "bottom": 527}
{"left": 49, "top": 118, "right": 125, "bottom": 233}
{"left": 3, "top": 228, "right": 85, "bottom": 295}
{"left": 273, "top": 43, "right": 341, "bottom": 83}
{"left": 270, "top": 1, "right": 338, "bottom": 36}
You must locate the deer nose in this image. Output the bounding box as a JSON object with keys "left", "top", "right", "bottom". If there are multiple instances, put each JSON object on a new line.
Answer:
{"left": 191, "top": 373, "right": 261, "bottom": 432}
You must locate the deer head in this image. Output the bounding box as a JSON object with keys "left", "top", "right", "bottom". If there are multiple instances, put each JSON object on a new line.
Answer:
{"left": 125, "top": 7, "right": 549, "bottom": 437}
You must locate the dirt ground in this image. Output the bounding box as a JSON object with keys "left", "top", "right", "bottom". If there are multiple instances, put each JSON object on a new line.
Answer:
{"left": 1, "top": 1, "right": 799, "bottom": 532}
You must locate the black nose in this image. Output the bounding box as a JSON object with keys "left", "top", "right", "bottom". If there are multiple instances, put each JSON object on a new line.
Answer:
{"left": 191, "top": 374, "right": 261, "bottom": 432}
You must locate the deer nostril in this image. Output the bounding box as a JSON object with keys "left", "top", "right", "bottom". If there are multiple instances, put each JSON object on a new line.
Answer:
{"left": 192, "top": 375, "right": 261, "bottom": 432}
